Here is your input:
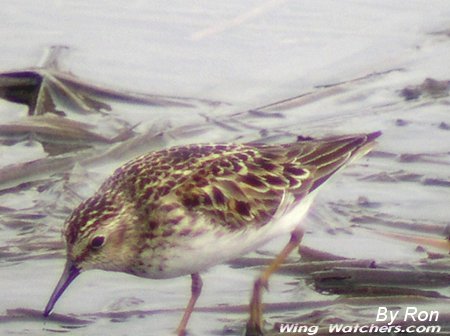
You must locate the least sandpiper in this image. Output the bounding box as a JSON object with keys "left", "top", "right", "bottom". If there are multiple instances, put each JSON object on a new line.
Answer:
{"left": 43, "top": 131, "right": 381, "bottom": 335}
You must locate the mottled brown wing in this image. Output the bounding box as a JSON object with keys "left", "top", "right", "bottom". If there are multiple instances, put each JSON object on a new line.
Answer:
{"left": 171, "top": 145, "right": 313, "bottom": 230}
{"left": 170, "top": 131, "right": 380, "bottom": 231}
{"left": 284, "top": 131, "right": 381, "bottom": 192}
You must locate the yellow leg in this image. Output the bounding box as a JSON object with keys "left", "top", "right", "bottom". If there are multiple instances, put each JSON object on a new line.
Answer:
{"left": 246, "top": 228, "right": 304, "bottom": 336}
{"left": 176, "top": 273, "right": 203, "bottom": 336}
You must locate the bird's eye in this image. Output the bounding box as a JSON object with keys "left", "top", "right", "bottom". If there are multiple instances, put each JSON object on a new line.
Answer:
{"left": 90, "top": 236, "right": 105, "bottom": 249}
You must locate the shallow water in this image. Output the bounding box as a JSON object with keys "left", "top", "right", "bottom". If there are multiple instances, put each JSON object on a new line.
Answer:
{"left": 1, "top": 1, "right": 449, "bottom": 335}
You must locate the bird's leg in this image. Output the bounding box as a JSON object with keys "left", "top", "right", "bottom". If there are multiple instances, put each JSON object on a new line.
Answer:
{"left": 176, "top": 273, "right": 203, "bottom": 336}
{"left": 246, "top": 228, "right": 304, "bottom": 336}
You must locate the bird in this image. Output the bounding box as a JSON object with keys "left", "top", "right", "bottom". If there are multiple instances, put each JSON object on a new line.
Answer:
{"left": 43, "top": 131, "right": 381, "bottom": 335}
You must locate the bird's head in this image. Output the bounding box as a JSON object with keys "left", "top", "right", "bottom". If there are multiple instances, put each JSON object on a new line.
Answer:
{"left": 43, "top": 192, "right": 141, "bottom": 317}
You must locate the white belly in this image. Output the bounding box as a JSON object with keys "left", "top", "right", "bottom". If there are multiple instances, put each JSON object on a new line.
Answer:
{"left": 143, "top": 193, "right": 315, "bottom": 279}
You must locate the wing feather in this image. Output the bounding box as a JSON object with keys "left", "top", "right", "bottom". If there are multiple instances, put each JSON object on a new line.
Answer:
{"left": 160, "top": 132, "right": 380, "bottom": 231}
